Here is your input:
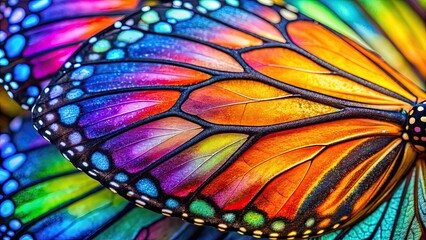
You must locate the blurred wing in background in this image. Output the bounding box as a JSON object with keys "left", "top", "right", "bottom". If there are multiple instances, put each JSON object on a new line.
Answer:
{"left": 0, "top": 89, "right": 22, "bottom": 130}
{"left": 0, "top": 0, "right": 152, "bottom": 109}
{"left": 0, "top": 116, "right": 256, "bottom": 240}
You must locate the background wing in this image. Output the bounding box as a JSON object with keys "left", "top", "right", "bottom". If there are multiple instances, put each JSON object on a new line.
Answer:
{"left": 0, "top": 90, "right": 22, "bottom": 130}
{"left": 0, "top": 0, "right": 149, "bottom": 109}
{"left": 0, "top": 116, "right": 255, "bottom": 240}
{"left": 32, "top": 1, "right": 422, "bottom": 238}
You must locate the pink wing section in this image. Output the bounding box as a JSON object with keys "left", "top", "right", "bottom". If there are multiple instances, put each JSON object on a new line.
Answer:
{"left": 102, "top": 117, "right": 203, "bottom": 173}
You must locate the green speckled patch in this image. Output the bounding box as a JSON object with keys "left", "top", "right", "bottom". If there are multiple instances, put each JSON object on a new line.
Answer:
{"left": 189, "top": 200, "right": 215, "bottom": 217}
{"left": 93, "top": 40, "right": 111, "bottom": 53}
{"left": 271, "top": 220, "right": 285, "bottom": 231}
{"left": 305, "top": 217, "right": 315, "bottom": 227}
{"left": 243, "top": 211, "right": 264, "bottom": 227}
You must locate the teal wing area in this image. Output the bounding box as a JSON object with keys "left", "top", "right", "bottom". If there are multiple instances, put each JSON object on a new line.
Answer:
{"left": 0, "top": 116, "right": 251, "bottom": 240}
{"left": 317, "top": 159, "right": 426, "bottom": 240}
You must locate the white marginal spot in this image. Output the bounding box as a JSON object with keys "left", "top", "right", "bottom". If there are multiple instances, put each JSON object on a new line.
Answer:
{"left": 38, "top": 119, "right": 43, "bottom": 126}
{"left": 37, "top": 107, "right": 42, "bottom": 113}
{"left": 127, "top": 191, "right": 135, "bottom": 197}
{"left": 286, "top": 4, "right": 299, "bottom": 13}
{"left": 194, "top": 218, "right": 205, "bottom": 226}
{"left": 173, "top": 0, "right": 182, "bottom": 7}
{"left": 64, "top": 62, "right": 72, "bottom": 68}
{"left": 257, "top": 0, "right": 273, "bottom": 6}
{"left": 62, "top": 153, "right": 70, "bottom": 161}
{"left": 59, "top": 141, "right": 66, "bottom": 147}
{"left": 88, "top": 170, "right": 97, "bottom": 176}
{"left": 82, "top": 161, "right": 89, "bottom": 167}
{"left": 196, "top": 6, "right": 207, "bottom": 14}
{"left": 89, "top": 37, "right": 97, "bottom": 43}
{"left": 135, "top": 199, "right": 146, "bottom": 206}
{"left": 110, "top": 181, "right": 119, "bottom": 188}
{"left": 67, "top": 150, "right": 74, "bottom": 156}
{"left": 44, "top": 130, "right": 52, "bottom": 135}
{"left": 253, "top": 230, "right": 263, "bottom": 237}
{"left": 162, "top": 209, "right": 173, "bottom": 216}
{"left": 218, "top": 223, "right": 227, "bottom": 229}
{"left": 280, "top": 8, "right": 298, "bottom": 20}
{"left": 183, "top": 2, "right": 193, "bottom": 9}
{"left": 141, "top": 6, "right": 150, "bottom": 12}
{"left": 73, "top": 63, "right": 81, "bottom": 68}
{"left": 141, "top": 196, "right": 150, "bottom": 201}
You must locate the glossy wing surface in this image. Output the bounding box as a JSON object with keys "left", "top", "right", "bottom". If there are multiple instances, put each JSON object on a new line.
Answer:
{"left": 31, "top": 0, "right": 424, "bottom": 239}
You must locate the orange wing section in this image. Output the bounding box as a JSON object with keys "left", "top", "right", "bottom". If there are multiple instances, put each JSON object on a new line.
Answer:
{"left": 201, "top": 118, "right": 402, "bottom": 208}
{"left": 286, "top": 20, "right": 418, "bottom": 105}
{"left": 181, "top": 80, "right": 337, "bottom": 126}
{"left": 199, "top": 118, "right": 416, "bottom": 234}
{"left": 344, "top": 37, "right": 426, "bottom": 103}
{"left": 242, "top": 48, "right": 411, "bottom": 110}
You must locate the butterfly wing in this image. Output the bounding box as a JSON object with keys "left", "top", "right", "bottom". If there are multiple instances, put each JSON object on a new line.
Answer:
{"left": 286, "top": 0, "right": 425, "bottom": 88}
{"left": 0, "top": 116, "right": 251, "bottom": 240}
{"left": 32, "top": 0, "right": 424, "bottom": 239}
{"left": 1, "top": 117, "right": 423, "bottom": 239}
{"left": 0, "top": 0, "right": 150, "bottom": 109}
{"left": 319, "top": 158, "right": 425, "bottom": 240}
